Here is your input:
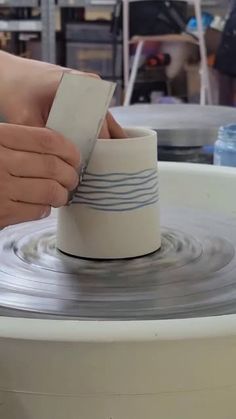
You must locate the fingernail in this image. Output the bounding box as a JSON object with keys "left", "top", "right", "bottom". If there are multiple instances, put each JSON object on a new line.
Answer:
{"left": 67, "top": 189, "right": 75, "bottom": 205}
{"left": 70, "top": 70, "right": 81, "bottom": 75}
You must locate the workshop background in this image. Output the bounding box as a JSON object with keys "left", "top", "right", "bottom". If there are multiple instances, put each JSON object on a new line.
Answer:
{"left": 2, "top": 4, "right": 236, "bottom": 419}
{"left": 0, "top": 0, "right": 232, "bottom": 107}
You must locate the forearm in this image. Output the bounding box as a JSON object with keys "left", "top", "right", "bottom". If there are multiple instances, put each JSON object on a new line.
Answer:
{"left": 0, "top": 51, "right": 22, "bottom": 116}
{"left": 0, "top": 51, "right": 20, "bottom": 83}
{"left": 0, "top": 51, "right": 56, "bottom": 124}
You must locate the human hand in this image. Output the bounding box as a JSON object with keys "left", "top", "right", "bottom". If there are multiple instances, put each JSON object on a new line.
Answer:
{"left": 0, "top": 123, "right": 80, "bottom": 228}
{"left": 0, "top": 52, "right": 126, "bottom": 138}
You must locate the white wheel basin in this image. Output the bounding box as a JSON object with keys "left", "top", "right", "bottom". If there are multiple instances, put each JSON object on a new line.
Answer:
{"left": 0, "top": 162, "right": 236, "bottom": 419}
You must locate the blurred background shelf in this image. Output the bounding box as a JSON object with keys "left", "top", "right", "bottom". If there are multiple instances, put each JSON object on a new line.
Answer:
{"left": 0, "top": 20, "right": 41, "bottom": 31}
{"left": 0, "top": 0, "right": 39, "bottom": 6}
{"left": 0, "top": 0, "right": 55, "bottom": 62}
{"left": 0, "top": 0, "right": 230, "bottom": 106}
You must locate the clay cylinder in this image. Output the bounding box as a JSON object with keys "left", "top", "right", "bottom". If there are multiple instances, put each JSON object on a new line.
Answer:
{"left": 57, "top": 128, "right": 161, "bottom": 259}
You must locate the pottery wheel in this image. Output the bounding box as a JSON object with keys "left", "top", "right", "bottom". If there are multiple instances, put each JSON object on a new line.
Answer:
{"left": 0, "top": 207, "right": 236, "bottom": 320}
{"left": 111, "top": 104, "right": 236, "bottom": 147}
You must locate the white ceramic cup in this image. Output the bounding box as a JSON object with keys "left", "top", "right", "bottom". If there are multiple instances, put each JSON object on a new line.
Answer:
{"left": 57, "top": 128, "right": 161, "bottom": 259}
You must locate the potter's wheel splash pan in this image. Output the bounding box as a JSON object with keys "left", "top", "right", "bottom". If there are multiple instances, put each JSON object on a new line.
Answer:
{"left": 0, "top": 205, "right": 236, "bottom": 320}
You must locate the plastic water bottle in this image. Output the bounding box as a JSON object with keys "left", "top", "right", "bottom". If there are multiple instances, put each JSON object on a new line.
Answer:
{"left": 214, "top": 124, "right": 236, "bottom": 167}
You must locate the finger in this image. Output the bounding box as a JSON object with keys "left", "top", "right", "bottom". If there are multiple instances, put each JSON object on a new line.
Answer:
{"left": 5, "top": 202, "right": 51, "bottom": 227}
{"left": 99, "top": 119, "right": 110, "bottom": 139}
{"left": 10, "top": 178, "right": 68, "bottom": 208}
{"left": 0, "top": 124, "right": 80, "bottom": 168}
{"left": 106, "top": 112, "right": 128, "bottom": 139}
{"left": 7, "top": 150, "right": 79, "bottom": 191}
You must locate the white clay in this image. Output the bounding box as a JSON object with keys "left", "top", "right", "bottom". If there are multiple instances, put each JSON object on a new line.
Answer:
{"left": 57, "top": 128, "right": 161, "bottom": 259}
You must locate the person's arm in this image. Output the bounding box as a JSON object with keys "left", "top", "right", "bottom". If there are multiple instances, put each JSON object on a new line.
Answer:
{"left": 0, "top": 51, "right": 126, "bottom": 138}
{"left": 0, "top": 123, "right": 80, "bottom": 227}
{"left": 0, "top": 53, "right": 127, "bottom": 228}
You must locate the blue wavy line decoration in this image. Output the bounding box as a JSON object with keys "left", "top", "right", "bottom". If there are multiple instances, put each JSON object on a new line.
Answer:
{"left": 72, "top": 168, "right": 159, "bottom": 212}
